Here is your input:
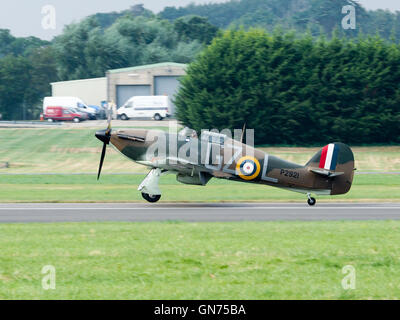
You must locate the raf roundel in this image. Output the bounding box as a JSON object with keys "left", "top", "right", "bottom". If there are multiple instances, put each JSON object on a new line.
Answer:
{"left": 236, "top": 156, "right": 261, "bottom": 180}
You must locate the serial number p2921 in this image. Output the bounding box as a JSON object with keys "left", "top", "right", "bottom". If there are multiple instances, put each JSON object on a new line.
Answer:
{"left": 280, "top": 169, "right": 300, "bottom": 179}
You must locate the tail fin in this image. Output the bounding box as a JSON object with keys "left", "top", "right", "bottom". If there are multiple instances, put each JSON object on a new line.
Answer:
{"left": 306, "top": 143, "right": 355, "bottom": 195}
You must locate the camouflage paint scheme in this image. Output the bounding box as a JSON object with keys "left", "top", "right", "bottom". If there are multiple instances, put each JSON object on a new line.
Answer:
{"left": 106, "top": 128, "right": 355, "bottom": 197}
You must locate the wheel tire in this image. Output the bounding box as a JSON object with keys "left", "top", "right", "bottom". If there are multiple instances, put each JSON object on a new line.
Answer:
{"left": 154, "top": 114, "right": 162, "bottom": 121}
{"left": 121, "top": 114, "right": 129, "bottom": 121}
{"left": 73, "top": 118, "right": 80, "bottom": 123}
{"left": 47, "top": 119, "right": 54, "bottom": 123}
{"left": 307, "top": 197, "right": 316, "bottom": 206}
{"left": 142, "top": 193, "right": 161, "bottom": 203}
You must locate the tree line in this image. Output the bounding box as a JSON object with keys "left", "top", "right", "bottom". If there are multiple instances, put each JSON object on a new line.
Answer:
{"left": 175, "top": 30, "right": 400, "bottom": 145}
{"left": 0, "top": 10, "right": 217, "bottom": 120}
{"left": 160, "top": 0, "right": 400, "bottom": 41}
{"left": 0, "top": 30, "right": 58, "bottom": 120}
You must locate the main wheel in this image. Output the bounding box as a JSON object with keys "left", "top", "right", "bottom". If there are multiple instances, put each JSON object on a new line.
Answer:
{"left": 120, "top": 114, "right": 129, "bottom": 121}
{"left": 307, "top": 197, "right": 316, "bottom": 206}
{"left": 154, "top": 113, "right": 162, "bottom": 121}
{"left": 142, "top": 193, "right": 161, "bottom": 203}
{"left": 73, "top": 117, "right": 80, "bottom": 123}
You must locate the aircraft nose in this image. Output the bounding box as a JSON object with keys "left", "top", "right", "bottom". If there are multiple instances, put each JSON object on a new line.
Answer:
{"left": 95, "top": 129, "right": 111, "bottom": 144}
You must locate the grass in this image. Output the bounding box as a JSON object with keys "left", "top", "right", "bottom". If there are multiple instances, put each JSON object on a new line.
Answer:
{"left": 0, "top": 128, "right": 147, "bottom": 174}
{"left": 0, "top": 174, "right": 398, "bottom": 202}
{"left": 1, "top": 221, "right": 400, "bottom": 299}
{"left": 0, "top": 128, "right": 399, "bottom": 174}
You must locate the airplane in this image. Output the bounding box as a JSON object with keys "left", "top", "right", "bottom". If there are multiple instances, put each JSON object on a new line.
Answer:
{"left": 95, "top": 117, "right": 355, "bottom": 206}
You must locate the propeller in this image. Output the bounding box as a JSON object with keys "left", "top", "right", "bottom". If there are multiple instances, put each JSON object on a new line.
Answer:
{"left": 95, "top": 111, "right": 112, "bottom": 180}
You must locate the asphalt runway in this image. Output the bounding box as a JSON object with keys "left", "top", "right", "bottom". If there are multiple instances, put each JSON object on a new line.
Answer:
{"left": 0, "top": 203, "right": 399, "bottom": 223}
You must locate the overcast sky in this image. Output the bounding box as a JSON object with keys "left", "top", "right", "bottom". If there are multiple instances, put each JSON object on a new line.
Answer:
{"left": 1, "top": 0, "right": 400, "bottom": 40}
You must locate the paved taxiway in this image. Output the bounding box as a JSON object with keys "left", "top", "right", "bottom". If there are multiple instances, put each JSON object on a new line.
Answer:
{"left": 0, "top": 203, "right": 399, "bottom": 223}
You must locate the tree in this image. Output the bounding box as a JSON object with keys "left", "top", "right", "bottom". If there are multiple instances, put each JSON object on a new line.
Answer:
{"left": 0, "top": 47, "right": 57, "bottom": 120}
{"left": 160, "top": 0, "right": 399, "bottom": 41}
{"left": 53, "top": 17, "right": 102, "bottom": 80}
{"left": 0, "top": 55, "right": 31, "bottom": 120}
{"left": 174, "top": 16, "right": 219, "bottom": 44}
{"left": 24, "top": 47, "right": 59, "bottom": 119}
{"left": 0, "top": 29, "right": 49, "bottom": 58}
{"left": 175, "top": 29, "right": 400, "bottom": 145}
{"left": 53, "top": 15, "right": 205, "bottom": 81}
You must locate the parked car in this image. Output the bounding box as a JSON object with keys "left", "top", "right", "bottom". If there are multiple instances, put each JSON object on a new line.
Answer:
{"left": 89, "top": 105, "right": 107, "bottom": 119}
{"left": 117, "top": 96, "right": 170, "bottom": 121}
{"left": 43, "top": 97, "right": 100, "bottom": 120}
{"left": 44, "top": 106, "right": 88, "bottom": 123}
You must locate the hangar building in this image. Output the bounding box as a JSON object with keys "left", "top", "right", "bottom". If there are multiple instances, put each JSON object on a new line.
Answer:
{"left": 51, "top": 77, "right": 107, "bottom": 107}
{"left": 51, "top": 62, "right": 187, "bottom": 114}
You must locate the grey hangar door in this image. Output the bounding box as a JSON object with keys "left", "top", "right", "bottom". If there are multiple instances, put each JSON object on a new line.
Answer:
{"left": 116, "top": 85, "right": 151, "bottom": 108}
{"left": 154, "top": 76, "right": 181, "bottom": 115}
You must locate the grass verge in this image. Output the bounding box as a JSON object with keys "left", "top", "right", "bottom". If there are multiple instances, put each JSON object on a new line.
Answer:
{"left": 1, "top": 221, "right": 400, "bottom": 299}
{"left": 0, "top": 174, "right": 398, "bottom": 202}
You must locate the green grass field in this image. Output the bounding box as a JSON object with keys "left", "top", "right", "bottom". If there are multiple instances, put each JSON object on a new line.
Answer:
{"left": 0, "top": 174, "right": 398, "bottom": 202}
{"left": 1, "top": 221, "right": 400, "bottom": 300}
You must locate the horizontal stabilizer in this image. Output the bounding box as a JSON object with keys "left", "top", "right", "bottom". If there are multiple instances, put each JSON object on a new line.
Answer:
{"left": 310, "top": 168, "right": 344, "bottom": 178}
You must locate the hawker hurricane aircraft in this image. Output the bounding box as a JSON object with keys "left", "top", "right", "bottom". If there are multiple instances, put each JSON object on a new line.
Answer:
{"left": 95, "top": 118, "right": 355, "bottom": 206}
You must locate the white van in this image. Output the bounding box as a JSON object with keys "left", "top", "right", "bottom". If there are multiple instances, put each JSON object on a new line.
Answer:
{"left": 43, "top": 97, "right": 99, "bottom": 120}
{"left": 117, "top": 96, "right": 170, "bottom": 121}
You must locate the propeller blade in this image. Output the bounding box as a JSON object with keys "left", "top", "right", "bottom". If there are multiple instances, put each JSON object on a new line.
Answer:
{"left": 97, "top": 142, "right": 107, "bottom": 180}
{"left": 96, "top": 113, "right": 112, "bottom": 180}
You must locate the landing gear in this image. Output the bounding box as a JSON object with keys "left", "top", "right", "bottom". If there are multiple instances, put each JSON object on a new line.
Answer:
{"left": 307, "top": 193, "right": 316, "bottom": 206}
{"left": 138, "top": 168, "right": 163, "bottom": 203}
{"left": 142, "top": 193, "right": 161, "bottom": 203}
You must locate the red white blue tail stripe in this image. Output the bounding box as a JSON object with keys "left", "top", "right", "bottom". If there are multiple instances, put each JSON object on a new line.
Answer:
{"left": 319, "top": 144, "right": 340, "bottom": 170}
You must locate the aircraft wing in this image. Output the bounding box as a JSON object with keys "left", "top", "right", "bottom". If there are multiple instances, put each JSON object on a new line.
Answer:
{"left": 138, "top": 156, "right": 234, "bottom": 178}
{"left": 155, "top": 157, "right": 210, "bottom": 172}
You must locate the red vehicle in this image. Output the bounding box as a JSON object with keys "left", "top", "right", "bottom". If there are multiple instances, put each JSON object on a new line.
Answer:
{"left": 44, "top": 106, "right": 88, "bottom": 123}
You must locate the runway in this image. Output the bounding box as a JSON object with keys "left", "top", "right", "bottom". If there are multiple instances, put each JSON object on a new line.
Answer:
{"left": 0, "top": 203, "right": 399, "bottom": 223}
